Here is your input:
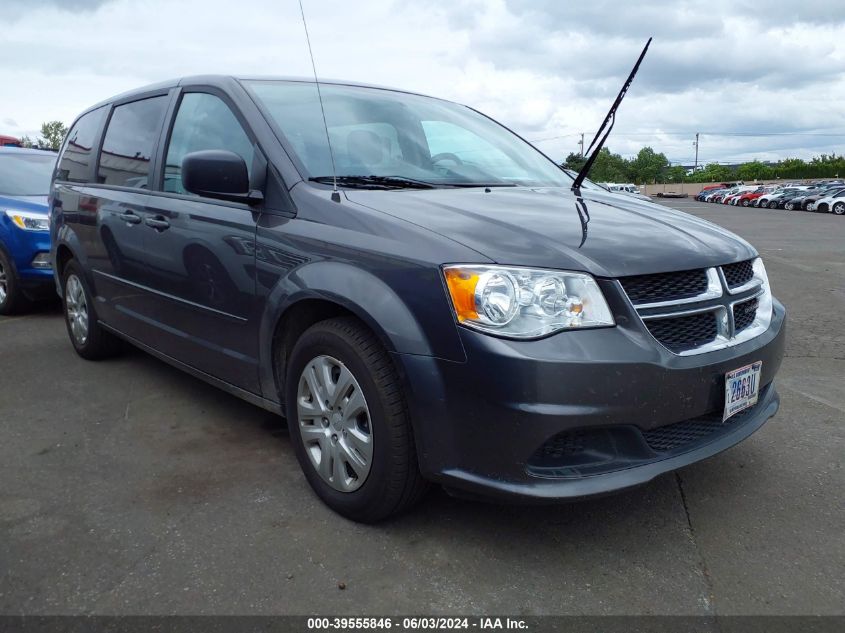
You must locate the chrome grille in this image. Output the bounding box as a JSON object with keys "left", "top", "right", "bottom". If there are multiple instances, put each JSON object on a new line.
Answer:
{"left": 619, "top": 269, "right": 708, "bottom": 305}
{"left": 734, "top": 296, "right": 758, "bottom": 333}
{"left": 723, "top": 260, "right": 754, "bottom": 289}
{"left": 618, "top": 259, "right": 770, "bottom": 355}
{"left": 644, "top": 311, "right": 718, "bottom": 353}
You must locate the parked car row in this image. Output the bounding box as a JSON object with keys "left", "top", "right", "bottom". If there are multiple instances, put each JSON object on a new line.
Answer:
{"left": 696, "top": 180, "right": 845, "bottom": 215}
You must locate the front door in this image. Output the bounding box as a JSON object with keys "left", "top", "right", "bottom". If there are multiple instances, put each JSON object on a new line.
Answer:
{"left": 136, "top": 91, "right": 261, "bottom": 393}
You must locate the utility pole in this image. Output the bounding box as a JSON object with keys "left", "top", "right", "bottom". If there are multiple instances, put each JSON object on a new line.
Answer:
{"left": 579, "top": 133, "right": 585, "bottom": 157}
{"left": 693, "top": 132, "right": 700, "bottom": 172}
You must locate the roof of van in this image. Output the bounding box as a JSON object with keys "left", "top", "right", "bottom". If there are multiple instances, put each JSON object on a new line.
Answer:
{"left": 77, "top": 75, "right": 436, "bottom": 119}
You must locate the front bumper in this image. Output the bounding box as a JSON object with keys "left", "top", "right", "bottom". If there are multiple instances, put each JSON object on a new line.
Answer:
{"left": 396, "top": 299, "right": 786, "bottom": 501}
{"left": 1, "top": 220, "right": 53, "bottom": 293}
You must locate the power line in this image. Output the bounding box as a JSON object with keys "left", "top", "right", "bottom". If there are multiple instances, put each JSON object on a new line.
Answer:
{"left": 528, "top": 133, "right": 582, "bottom": 143}
{"left": 529, "top": 130, "right": 845, "bottom": 142}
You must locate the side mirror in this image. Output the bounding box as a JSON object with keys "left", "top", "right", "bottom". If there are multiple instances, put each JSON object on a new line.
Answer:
{"left": 181, "top": 150, "right": 262, "bottom": 205}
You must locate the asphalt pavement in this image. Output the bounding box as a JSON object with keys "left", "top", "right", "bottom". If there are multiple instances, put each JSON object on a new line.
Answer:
{"left": 1, "top": 197, "right": 843, "bottom": 616}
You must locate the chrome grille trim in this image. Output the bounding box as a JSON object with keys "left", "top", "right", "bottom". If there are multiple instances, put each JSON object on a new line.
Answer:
{"left": 722, "top": 274, "right": 763, "bottom": 296}
{"left": 618, "top": 259, "right": 772, "bottom": 356}
{"left": 634, "top": 268, "right": 723, "bottom": 309}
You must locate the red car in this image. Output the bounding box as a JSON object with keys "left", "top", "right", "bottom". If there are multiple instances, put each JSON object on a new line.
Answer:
{"left": 735, "top": 188, "right": 770, "bottom": 207}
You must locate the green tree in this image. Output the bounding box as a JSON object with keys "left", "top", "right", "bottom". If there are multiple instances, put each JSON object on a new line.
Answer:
{"left": 630, "top": 147, "right": 669, "bottom": 184}
{"left": 736, "top": 160, "right": 772, "bottom": 181}
{"left": 665, "top": 165, "right": 687, "bottom": 183}
{"left": 698, "top": 163, "right": 734, "bottom": 182}
{"left": 588, "top": 147, "right": 631, "bottom": 183}
{"left": 562, "top": 152, "right": 586, "bottom": 172}
{"left": 773, "top": 158, "right": 807, "bottom": 179}
{"left": 38, "top": 120, "right": 68, "bottom": 150}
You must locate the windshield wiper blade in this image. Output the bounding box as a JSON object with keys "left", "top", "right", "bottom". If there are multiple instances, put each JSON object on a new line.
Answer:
{"left": 572, "top": 37, "right": 652, "bottom": 192}
{"left": 309, "top": 175, "right": 436, "bottom": 189}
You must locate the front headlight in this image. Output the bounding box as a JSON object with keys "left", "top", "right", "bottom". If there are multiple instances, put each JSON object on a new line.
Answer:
{"left": 4, "top": 210, "right": 49, "bottom": 231}
{"left": 752, "top": 257, "right": 773, "bottom": 329}
{"left": 443, "top": 265, "right": 614, "bottom": 338}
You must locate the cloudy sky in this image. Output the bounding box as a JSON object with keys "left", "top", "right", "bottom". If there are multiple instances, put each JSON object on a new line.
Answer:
{"left": 2, "top": 0, "right": 844, "bottom": 165}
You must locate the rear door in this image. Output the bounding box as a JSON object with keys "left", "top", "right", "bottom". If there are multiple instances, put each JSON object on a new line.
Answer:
{"left": 138, "top": 89, "right": 262, "bottom": 392}
{"left": 84, "top": 93, "right": 170, "bottom": 342}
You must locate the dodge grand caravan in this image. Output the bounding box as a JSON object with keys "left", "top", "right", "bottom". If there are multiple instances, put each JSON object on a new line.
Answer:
{"left": 50, "top": 76, "right": 785, "bottom": 522}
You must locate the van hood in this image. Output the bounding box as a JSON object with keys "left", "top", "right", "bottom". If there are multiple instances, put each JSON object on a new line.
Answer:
{"left": 345, "top": 186, "right": 756, "bottom": 278}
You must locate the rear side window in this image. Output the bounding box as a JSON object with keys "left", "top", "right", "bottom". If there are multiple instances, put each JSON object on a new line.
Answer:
{"left": 98, "top": 96, "right": 168, "bottom": 188}
{"left": 163, "top": 92, "right": 253, "bottom": 195}
{"left": 57, "top": 107, "right": 106, "bottom": 183}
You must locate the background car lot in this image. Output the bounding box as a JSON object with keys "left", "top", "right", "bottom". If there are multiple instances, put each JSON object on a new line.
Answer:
{"left": 1, "top": 197, "right": 843, "bottom": 616}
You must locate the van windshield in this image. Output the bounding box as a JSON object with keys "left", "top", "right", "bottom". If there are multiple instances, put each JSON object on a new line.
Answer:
{"left": 243, "top": 80, "right": 569, "bottom": 188}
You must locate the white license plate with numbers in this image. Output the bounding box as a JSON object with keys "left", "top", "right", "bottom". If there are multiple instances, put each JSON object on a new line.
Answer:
{"left": 724, "top": 361, "right": 762, "bottom": 421}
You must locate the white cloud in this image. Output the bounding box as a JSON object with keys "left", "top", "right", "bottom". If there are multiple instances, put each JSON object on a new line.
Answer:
{"left": 1, "top": 0, "right": 843, "bottom": 164}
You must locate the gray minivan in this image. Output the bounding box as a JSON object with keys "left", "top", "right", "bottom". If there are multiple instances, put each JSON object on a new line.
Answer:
{"left": 50, "top": 76, "right": 785, "bottom": 521}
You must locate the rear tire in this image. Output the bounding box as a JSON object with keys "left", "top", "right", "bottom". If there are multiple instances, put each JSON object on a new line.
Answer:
{"left": 284, "top": 316, "right": 427, "bottom": 522}
{"left": 0, "top": 249, "right": 31, "bottom": 316}
{"left": 62, "top": 260, "right": 122, "bottom": 360}
{"left": 833, "top": 202, "right": 845, "bottom": 215}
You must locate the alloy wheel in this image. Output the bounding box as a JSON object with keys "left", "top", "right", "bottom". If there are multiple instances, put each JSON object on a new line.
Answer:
{"left": 65, "top": 274, "right": 89, "bottom": 345}
{"left": 0, "top": 260, "right": 7, "bottom": 305}
{"left": 296, "top": 355, "right": 373, "bottom": 492}
{"left": 834, "top": 202, "right": 845, "bottom": 215}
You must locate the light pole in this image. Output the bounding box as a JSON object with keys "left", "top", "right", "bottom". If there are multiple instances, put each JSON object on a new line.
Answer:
{"left": 693, "top": 132, "right": 700, "bottom": 173}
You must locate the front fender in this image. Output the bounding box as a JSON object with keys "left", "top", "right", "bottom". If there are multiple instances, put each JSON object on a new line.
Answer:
{"left": 257, "top": 260, "right": 467, "bottom": 402}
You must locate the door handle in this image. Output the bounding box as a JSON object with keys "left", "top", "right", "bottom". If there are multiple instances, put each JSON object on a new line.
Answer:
{"left": 145, "top": 216, "right": 170, "bottom": 231}
{"left": 118, "top": 211, "right": 142, "bottom": 225}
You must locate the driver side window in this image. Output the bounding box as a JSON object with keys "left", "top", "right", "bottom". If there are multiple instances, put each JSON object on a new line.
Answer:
{"left": 163, "top": 92, "right": 254, "bottom": 195}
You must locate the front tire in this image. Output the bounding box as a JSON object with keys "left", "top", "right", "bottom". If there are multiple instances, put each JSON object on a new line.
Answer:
{"left": 0, "top": 249, "right": 31, "bottom": 315}
{"left": 62, "top": 260, "right": 122, "bottom": 360}
{"left": 285, "top": 317, "right": 427, "bottom": 522}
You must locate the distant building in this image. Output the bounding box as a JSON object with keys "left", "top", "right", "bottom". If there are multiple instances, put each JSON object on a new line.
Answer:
{"left": 0, "top": 134, "right": 22, "bottom": 147}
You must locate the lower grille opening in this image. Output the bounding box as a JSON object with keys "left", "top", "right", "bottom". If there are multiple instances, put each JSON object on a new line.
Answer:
{"left": 643, "top": 394, "right": 763, "bottom": 452}
{"left": 527, "top": 385, "right": 770, "bottom": 479}
{"left": 645, "top": 311, "right": 718, "bottom": 353}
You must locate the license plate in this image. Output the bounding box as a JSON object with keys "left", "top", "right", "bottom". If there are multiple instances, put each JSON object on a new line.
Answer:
{"left": 724, "top": 361, "right": 762, "bottom": 421}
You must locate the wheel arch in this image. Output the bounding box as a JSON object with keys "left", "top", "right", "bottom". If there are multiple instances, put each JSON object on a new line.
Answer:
{"left": 257, "top": 260, "right": 456, "bottom": 407}
{"left": 52, "top": 227, "right": 90, "bottom": 298}
{"left": 54, "top": 244, "right": 74, "bottom": 285}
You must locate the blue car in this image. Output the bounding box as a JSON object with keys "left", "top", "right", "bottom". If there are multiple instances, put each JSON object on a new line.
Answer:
{"left": 0, "top": 147, "right": 57, "bottom": 314}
